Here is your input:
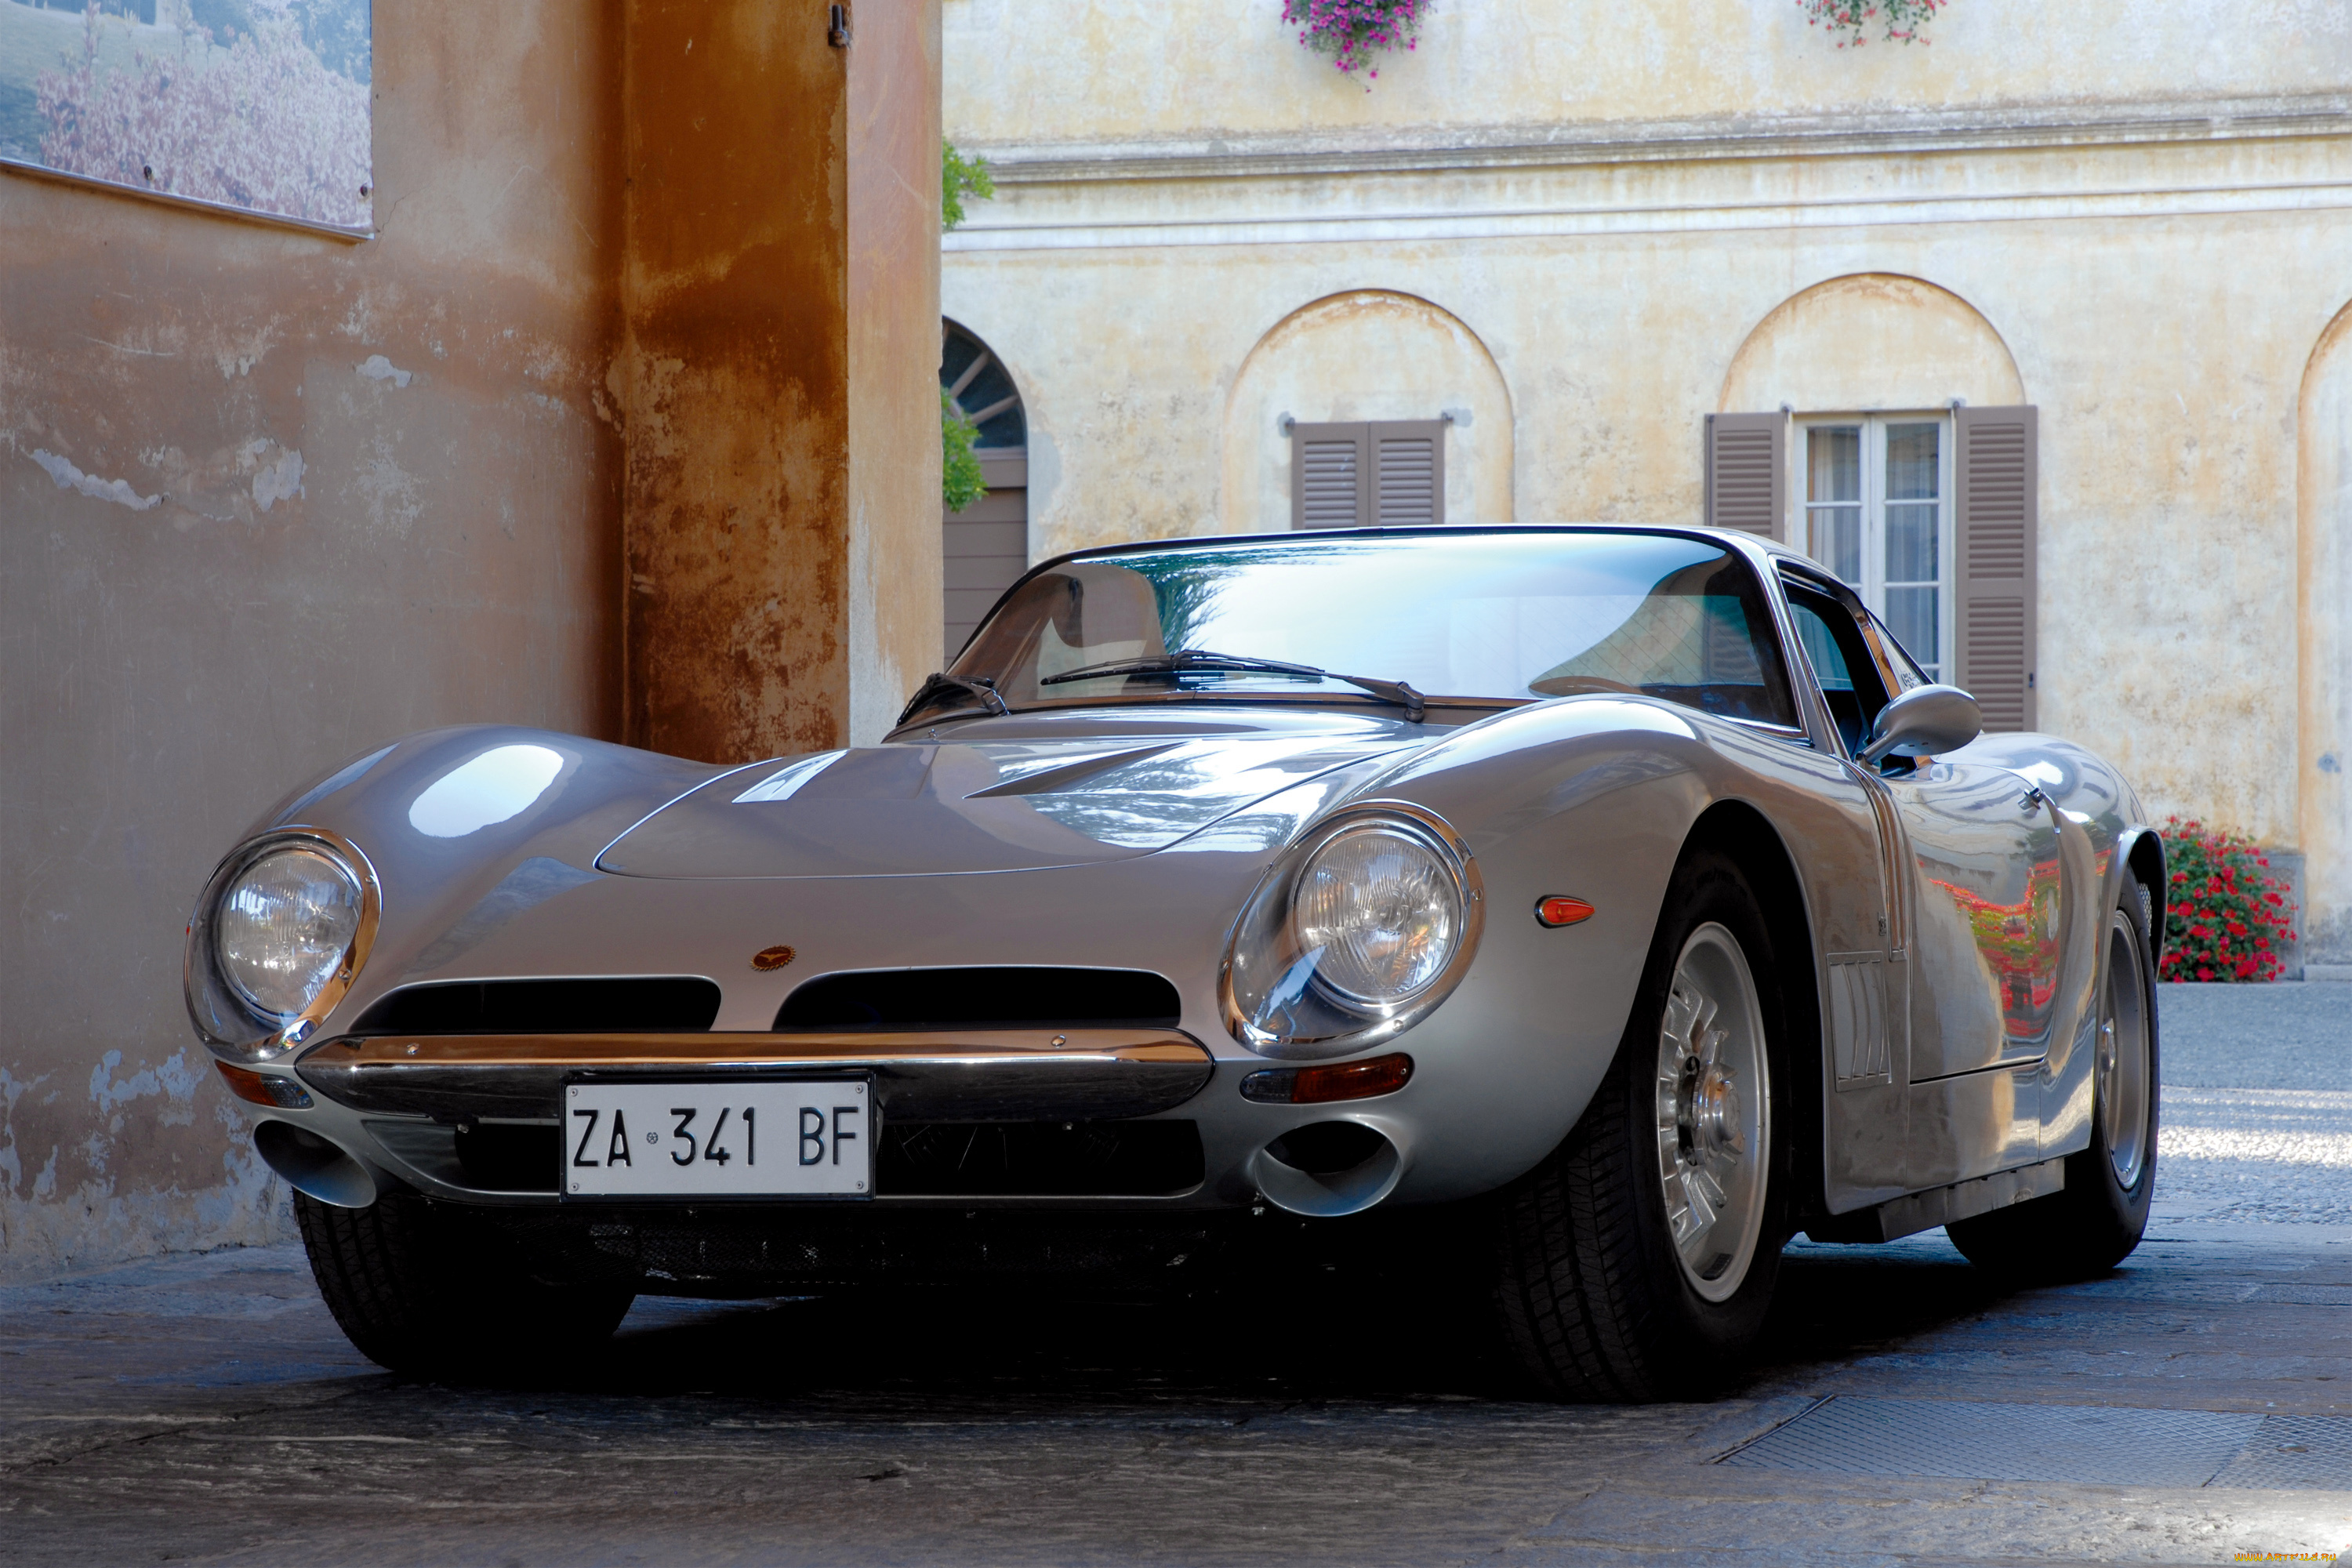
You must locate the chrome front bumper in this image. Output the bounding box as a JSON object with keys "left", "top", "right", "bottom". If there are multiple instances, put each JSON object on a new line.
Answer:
{"left": 296, "top": 1029, "right": 1217, "bottom": 1123}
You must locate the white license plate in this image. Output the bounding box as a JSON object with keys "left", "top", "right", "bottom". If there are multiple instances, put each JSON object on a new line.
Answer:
{"left": 563, "top": 1080, "right": 871, "bottom": 1197}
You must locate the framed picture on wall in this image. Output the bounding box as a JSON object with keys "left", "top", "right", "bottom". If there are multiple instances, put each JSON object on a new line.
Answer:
{"left": 0, "top": 0, "right": 372, "bottom": 234}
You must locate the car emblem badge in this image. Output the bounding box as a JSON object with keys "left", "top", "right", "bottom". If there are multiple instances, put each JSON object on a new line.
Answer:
{"left": 751, "top": 945, "right": 797, "bottom": 971}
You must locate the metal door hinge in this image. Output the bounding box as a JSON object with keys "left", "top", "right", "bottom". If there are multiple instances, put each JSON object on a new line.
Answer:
{"left": 829, "top": 3, "right": 852, "bottom": 47}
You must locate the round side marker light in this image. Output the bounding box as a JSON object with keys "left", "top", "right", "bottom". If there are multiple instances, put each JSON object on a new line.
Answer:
{"left": 1535, "top": 895, "right": 1595, "bottom": 928}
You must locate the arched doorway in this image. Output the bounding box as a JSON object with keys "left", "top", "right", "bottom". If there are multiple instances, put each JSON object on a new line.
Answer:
{"left": 941, "top": 321, "right": 1028, "bottom": 659}
{"left": 1218, "top": 289, "right": 1515, "bottom": 536}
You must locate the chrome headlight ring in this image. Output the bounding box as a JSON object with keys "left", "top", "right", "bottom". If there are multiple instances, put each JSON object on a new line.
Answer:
{"left": 1219, "top": 801, "right": 1486, "bottom": 1061}
{"left": 184, "top": 827, "right": 380, "bottom": 1063}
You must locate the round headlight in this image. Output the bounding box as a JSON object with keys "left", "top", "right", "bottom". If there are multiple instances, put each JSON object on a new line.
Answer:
{"left": 213, "top": 846, "right": 364, "bottom": 1023}
{"left": 1290, "top": 822, "right": 1462, "bottom": 1007}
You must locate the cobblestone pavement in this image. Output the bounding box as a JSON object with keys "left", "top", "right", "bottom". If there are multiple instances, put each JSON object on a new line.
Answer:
{"left": 2, "top": 984, "right": 2347, "bottom": 1566}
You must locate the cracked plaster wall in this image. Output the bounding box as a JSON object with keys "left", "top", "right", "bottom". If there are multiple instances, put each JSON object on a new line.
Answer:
{"left": 0, "top": 3, "right": 626, "bottom": 1281}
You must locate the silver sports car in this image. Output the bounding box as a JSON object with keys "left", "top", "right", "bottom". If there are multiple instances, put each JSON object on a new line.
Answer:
{"left": 186, "top": 526, "right": 2162, "bottom": 1396}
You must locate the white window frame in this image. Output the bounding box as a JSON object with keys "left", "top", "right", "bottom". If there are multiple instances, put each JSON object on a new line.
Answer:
{"left": 1794, "top": 412, "right": 1955, "bottom": 682}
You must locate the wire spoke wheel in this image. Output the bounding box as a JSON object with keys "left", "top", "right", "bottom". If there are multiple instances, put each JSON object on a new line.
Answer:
{"left": 1653, "top": 923, "right": 1770, "bottom": 1304}
{"left": 2098, "top": 907, "right": 2153, "bottom": 1190}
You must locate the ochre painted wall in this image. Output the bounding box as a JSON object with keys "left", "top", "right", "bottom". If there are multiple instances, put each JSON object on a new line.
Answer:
{"left": 620, "top": 0, "right": 942, "bottom": 767}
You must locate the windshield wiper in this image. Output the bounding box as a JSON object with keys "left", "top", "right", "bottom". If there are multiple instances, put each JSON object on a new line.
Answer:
{"left": 898, "top": 671, "right": 1010, "bottom": 726}
{"left": 1039, "top": 650, "right": 1426, "bottom": 723}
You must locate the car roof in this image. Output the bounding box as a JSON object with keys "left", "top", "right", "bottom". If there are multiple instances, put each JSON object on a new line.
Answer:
{"left": 1047, "top": 522, "right": 1798, "bottom": 576}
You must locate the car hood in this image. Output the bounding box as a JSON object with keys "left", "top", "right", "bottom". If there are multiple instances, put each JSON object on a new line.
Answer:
{"left": 594, "top": 731, "right": 1422, "bottom": 879}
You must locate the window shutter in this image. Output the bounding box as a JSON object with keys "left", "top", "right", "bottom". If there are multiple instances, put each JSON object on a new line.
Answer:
{"left": 1704, "top": 412, "right": 1786, "bottom": 540}
{"left": 942, "top": 452, "right": 1029, "bottom": 660}
{"left": 1955, "top": 405, "right": 2038, "bottom": 731}
{"left": 1290, "top": 423, "right": 1368, "bottom": 529}
{"left": 1370, "top": 420, "right": 1446, "bottom": 526}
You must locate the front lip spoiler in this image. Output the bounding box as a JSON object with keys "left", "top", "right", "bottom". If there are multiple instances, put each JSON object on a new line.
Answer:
{"left": 296, "top": 1029, "right": 1216, "bottom": 1123}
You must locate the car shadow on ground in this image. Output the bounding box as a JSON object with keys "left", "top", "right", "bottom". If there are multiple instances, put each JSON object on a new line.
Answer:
{"left": 412, "top": 1231, "right": 2010, "bottom": 1412}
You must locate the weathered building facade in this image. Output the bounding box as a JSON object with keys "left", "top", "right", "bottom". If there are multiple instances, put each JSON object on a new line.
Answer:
{"left": 2, "top": 0, "right": 942, "bottom": 1278}
{"left": 940, "top": 0, "right": 2352, "bottom": 972}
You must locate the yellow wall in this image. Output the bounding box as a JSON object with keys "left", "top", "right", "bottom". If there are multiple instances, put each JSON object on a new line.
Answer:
{"left": 944, "top": 0, "right": 2347, "bottom": 145}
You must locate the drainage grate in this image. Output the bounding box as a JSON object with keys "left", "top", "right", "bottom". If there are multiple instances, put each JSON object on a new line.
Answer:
{"left": 2209, "top": 1417, "right": 2352, "bottom": 1490}
{"left": 1722, "top": 1398, "right": 2267, "bottom": 1487}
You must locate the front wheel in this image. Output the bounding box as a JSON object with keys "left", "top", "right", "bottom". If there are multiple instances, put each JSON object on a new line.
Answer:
{"left": 1488, "top": 849, "right": 1788, "bottom": 1400}
{"left": 1947, "top": 879, "right": 2159, "bottom": 1280}
{"left": 296, "top": 1190, "right": 635, "bottom": 1379}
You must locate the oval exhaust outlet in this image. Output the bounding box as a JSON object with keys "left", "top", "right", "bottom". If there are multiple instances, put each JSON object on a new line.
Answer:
{"left": 252, "top": 1120, "right": 379, "bottom": 1210}
{"left": 1249, "top": 1120, "right": 1403, "bottom": 1218}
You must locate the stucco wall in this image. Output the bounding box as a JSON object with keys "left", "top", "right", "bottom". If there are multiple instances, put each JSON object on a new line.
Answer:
{"left": 942, "top": 0, "right": 2352, "bottom": 958}
{"left": 943, "top": 0, "right": 2347, "bottom": 148}
{"left": 2302, "top": 305, "right": 2352, "bottom": 964}
{"left": 1, "top": 5, "right": 626, "bottom": 1278}
{"left": 1, "top": 0, "right": 945, "bottom": 1282}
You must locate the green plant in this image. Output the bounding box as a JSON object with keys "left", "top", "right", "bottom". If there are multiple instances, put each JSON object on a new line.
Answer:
{"left": 940, "top": 143, "right": 994, "bottom": 509}
{"left": 2159, "top": 817, "right": 2297, "bottom": 982}
{"left": 942, "top": 140, "right": 993, "bottom": 231}
{"left": 942, "top": 388, "right": 985, "bottom": 514}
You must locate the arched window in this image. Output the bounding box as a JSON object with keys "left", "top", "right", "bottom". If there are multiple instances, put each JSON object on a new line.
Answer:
{"left": 940, "top": 321, "right": 1029, "bottom": 659}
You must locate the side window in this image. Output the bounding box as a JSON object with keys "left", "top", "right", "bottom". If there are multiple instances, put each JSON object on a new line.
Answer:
{"left": 1782, "top": 581, "right": 1893, "bottom": 760}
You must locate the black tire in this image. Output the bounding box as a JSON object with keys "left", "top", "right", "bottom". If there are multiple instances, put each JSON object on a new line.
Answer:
{"left": 296, "top": 1189, "right": 635, "bottom": 1378}
{"left": 1488, "top": 848, "right": 1791, "bottom": 1401}
{"left": 1947, "top": 877, "right": 2160, "bottom": 1282}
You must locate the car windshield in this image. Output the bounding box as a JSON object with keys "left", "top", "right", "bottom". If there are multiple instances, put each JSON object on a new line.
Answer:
{"left": 930, "top": 531, "right": 1800, "bottom": 729}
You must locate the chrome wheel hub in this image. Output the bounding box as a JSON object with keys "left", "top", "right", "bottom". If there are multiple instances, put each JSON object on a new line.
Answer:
{"left": 1654, "top": 922, "right": 1770, "bottom": 1304}
{"left": 2099, "top": 908, "right": 2152, "bottom": 1189}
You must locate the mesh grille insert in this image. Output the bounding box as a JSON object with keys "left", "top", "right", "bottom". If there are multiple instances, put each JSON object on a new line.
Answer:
{"left": 879, "top": 1120, "right": 1202, "bottom": 1197}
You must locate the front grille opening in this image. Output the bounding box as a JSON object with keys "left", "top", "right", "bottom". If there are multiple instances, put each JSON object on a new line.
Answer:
{"left": 352, "top": 978, "right": 722, "bottom": 1035}
{"left": 454, "top": 1121, "right": 560, "bottom": 1192}
{"left": 775, "top": 967, "right": 1181, "bottom": 1032}
{"left": 879, "top": 1120, "right": 1203, "bottom": 1197}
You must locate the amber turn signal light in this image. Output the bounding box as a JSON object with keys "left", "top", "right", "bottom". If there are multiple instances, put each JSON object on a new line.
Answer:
{"left": 216, "top": 1060, "right": 313, "bottom": 1110}
{"left": 1240, "top": 1052, "right": 1414, "bottom": 1105}
{"left": 1535, "top": 895, "right": 1595, "bottom": 927}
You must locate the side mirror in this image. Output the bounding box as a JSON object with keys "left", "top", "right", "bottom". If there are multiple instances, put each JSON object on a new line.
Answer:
{"left": 1859, "top": 684, "right": 1982, "bottom": 766}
